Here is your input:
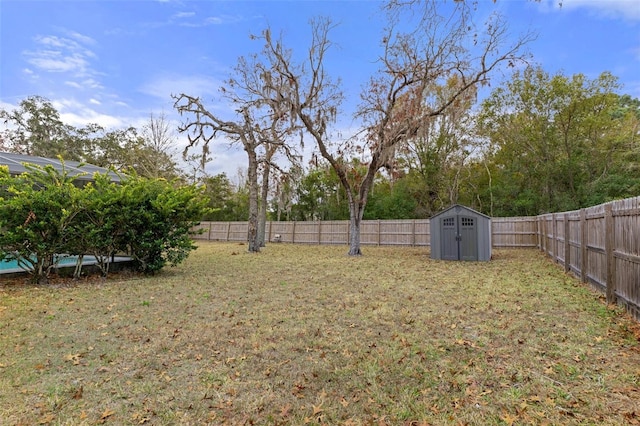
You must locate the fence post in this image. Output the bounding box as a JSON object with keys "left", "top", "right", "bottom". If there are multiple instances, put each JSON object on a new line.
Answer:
{"left": 412, "top": 219, "right": 416, "bottom": 247}
{"left": 564, "top": 213, "right": 570, "bottom": 272}
{"left": 268, "top": 221, "right": 273, "bottom": 243}
{"left": 292, "top": 221, "right": 296, "bottom": 244}
{"left": 552, "top": 213, "right": 557, "bottom": 262}
{"left": 580, "top": 209, "right": 587, "bottom": 283}
{"left": 226, "top": 222, "right": 231, "bottom": 242}
{"left": 318, "top": 220, "right": 322, "bottom": 245}
{"left": 208, "top": 222, "right": 213, "bottom": 241}
{"left": 377, "top": 220, "right": 381, "bottom": 246}
{"left": 604, "top": 204, "right": 616, "bottom": 304}
{"left": 546, "top": 215, "right": 550, "bottom": 255}
{"left": 540, "top": 216, "right": 545, "bottom": 253}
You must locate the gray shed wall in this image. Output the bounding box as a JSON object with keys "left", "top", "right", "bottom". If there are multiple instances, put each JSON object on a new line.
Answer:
{"left": 430, "top": 205, "right": 492, "bottom": 261}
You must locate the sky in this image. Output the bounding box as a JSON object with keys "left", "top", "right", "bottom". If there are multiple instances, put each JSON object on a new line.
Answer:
{"left": 1, "top": 0, "right": 639, "bottom": 179}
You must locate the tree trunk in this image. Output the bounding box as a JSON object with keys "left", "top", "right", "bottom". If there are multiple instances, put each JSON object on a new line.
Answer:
{"left": 258, "top": 162, "right": 271, "bottom": 247}
{"left": 247, "top": 150, "right": 260, "bottom": 253}
{"left": 347, "top": 200, "right": 364, "bottom": 256}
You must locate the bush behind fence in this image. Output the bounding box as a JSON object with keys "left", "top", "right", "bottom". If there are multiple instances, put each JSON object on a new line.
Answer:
{"left": 193, "top": 195, "right": 640, "bottom": 321}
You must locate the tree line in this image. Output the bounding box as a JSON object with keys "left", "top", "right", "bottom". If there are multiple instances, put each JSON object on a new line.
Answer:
{"left": 2, "top": 1, "right": 639, "bottom": 256}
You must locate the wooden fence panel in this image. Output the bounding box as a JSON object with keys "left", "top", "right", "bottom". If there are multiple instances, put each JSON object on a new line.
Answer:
{"left": 293, "top": 221, "right": 320, "bottom": 244}
{"left": 414, "top": 219, "right": 430, "bottom": 246}
{"left": 379, "top": 220, "right": 424, "bottom": 246}
{"left": 491, "top": 217, "right": 538, "bottom": 248}
{"left": 319, "top": 221, "right": 349, "bottom": 245}
{"left": 269, "top": 222, "right": 293, "bottom": 243}
{"left": 567, "top": 210, "right": 582, "bottom": 276}
{"left": 540, "top": 214, "right": 553, "bottom": 258}
{"left": 612, "top": 197, "right": 640, "bottom": 319}
{"left": 191, "top": 223, "right": 211, "bottom": 240}
{"left": 360, "top": 221, "right": 381, "bottom": 245}
{"left": 227, "top": 222, "right": 249, "bottom": 242}
{"left": 585, "top": 204, "right": 607, "bottom": 292}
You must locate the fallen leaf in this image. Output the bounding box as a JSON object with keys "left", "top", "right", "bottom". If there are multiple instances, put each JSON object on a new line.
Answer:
{"left": 280, "top": 404, "right": 291, "bottom": 417}
{"left": 39, "top": 413, "right": 56, "bottom": 424}
{"left": 100, "top": 408, "right": 115, "bottom": 421}
{"left": 73, "top": 386, "right": 83, "bottom": 399}
{"left": 501, "top": 412, "right": 518, "bottom": 425}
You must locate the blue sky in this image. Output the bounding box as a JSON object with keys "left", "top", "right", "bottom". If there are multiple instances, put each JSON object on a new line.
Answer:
{"left": 1, "top": 0, "right": 639, "bottom": 177}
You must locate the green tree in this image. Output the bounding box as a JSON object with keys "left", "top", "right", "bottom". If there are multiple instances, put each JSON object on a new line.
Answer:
{"left": 0, "top": 96, "right": 88, "bottom": 160}
{"left": 364, "top": 175, "right": 417, "bottom": 219}
{"left": 289, "top": 165, "right": 349, "bottom": 221}
{"left": 476, "top": 67, "right": 637, "bottom": 214}
{"left": 201, "top": 173, "right": 251, "bottom": 221}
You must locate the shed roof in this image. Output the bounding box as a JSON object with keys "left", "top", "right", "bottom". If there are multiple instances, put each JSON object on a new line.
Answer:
{"left": 430, "top": 204, "right": 491, "bottom": 220}
{"left": 0, "top": 152, "right": 121, "bottom": 183}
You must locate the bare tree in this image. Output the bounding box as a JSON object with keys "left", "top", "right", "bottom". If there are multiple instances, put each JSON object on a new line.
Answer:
{"left": 173, "top": 96, "right": 263, "bottom": 252}
{"left": 262, "top": 4, "right": 533, "bottom": 255}
{"left": 227, "top": 44, "right": 302, "bottom": 247}
{"left": 173, "top": 37, "right": 300, "bottom": 252}
{"left": 137, "top": 111, "right": 181, "bottom": 179}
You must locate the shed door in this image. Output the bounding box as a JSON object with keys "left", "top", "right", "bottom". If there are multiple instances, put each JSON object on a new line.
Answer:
{"left": 440, "top": 215, "right": 478, "bottom": 261}
{"left": 459, "top": 216, "right": 478, "bottom": 261}
{"left": 441, "top": 217, "right": 459, "bottom": 260}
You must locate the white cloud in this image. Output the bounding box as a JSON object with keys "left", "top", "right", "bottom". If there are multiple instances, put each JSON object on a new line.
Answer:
{"left": 60, "top": 109, "right": 124, "bottom": 129}
{"left": 63, "top": 29, "right": 97, "bottom": 46}
{"left": 89, "top": 98, "right": 101, "bottom": 105}
{"left": 50, "top": 98, "right": 124, "bottom": 129}
{"left": 203, "top": 16, "right": 224, "bottom": 25}
{"left": 25, "top": 50, "right": 89, "bottom": 73}
{"left": 545, "top": 0, "right": 640, "bottom": 21}
{"left": 139, "top": 74, "right": 223, "bottom": 101}
{"left": 184, "top": 14, "right": 242, "bottom": 27}
{"left": 147, "top": 10, "right": 242, "bottom": 28}
{"left": 172, "top": 11, "right": 195, "bottom": 19}
{"left": 22, "top": 31, "right": 102, "bottom": 90}
{"left": 80, "top": 78, "right": 103, "bottom": 90}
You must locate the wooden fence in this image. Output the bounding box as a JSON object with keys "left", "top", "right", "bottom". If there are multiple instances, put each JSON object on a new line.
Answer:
{"left": 537, "top": 196, "right": 640, "bottom": 321}
{"left": 192, "top": 217, "right": 540, "bottom": 248}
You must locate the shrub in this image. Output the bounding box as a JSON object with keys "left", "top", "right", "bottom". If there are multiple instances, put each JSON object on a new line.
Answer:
{"left": 0, "top": 164, "right": 208, "bottom": 283}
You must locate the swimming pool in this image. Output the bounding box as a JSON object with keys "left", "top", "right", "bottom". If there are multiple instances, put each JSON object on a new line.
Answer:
{"left": 0, "top": 255, "right": 133, "bottom": 274}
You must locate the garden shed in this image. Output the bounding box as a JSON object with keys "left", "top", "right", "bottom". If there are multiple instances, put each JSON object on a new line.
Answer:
{"left": 430, "top": 204, "right": 491, "bottom": 261}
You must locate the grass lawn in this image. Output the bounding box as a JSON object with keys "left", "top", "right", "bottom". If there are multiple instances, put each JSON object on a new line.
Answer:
{"left": 1, "top": 243, "right": 639, "bottom": 425}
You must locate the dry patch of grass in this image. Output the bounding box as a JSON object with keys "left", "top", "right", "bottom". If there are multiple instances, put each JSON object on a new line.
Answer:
{"left": 1, "top": 243, "right": 639, "bottom": 425}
